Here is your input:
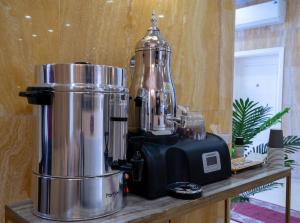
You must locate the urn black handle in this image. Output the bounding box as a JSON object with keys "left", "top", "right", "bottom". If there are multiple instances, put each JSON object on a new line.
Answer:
{"left": 19, "top": 87, "right": 54, "bottom": 105}
{"left": 130, "top": 151, "right": 144, "bottom": 182}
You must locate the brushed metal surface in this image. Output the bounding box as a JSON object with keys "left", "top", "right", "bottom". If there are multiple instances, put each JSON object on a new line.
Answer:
{"left": 35, "top": 63, "right": 126, "bottom": 90}
{"left": 33, "top": 91, "right": 128, "bottom": 177}
{"left": 32, "top": 172, "right": 124, "bottom": 221}
{"left": 27, "top": 63, "right": 128, "bottom": 220}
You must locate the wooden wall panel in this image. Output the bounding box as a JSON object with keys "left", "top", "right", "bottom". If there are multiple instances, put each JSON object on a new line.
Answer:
{"left": 0, "top": 0, "right": 235, "bottom": 221}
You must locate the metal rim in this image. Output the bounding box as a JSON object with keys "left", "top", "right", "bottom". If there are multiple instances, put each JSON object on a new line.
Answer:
{"left": 32, "top": 170, "right": 122, "bottom": 179}
{"left": 135, "top": 47, "right": 171, "bottom": 52}
{"left": 32, "top": 206, "right": 123, "bottom": 221}
{"left": 30, "top": 84, "right": 129, "bottom": 93}
{"left": 32, "top": 207, "right": 124, "bottom": 222}
{"left": 36, "top": 63, "right": 126, "bottom": 71}
{"left": 35, "top": 63, "right": 127, "bottom": 88}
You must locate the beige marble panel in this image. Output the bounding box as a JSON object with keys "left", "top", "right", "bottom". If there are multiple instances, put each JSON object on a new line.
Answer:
{"left": 0, "top": 116, "right": 33, "bottom": 221}
{"left": 0, "top": 0, "right": 235, "bottom": 221}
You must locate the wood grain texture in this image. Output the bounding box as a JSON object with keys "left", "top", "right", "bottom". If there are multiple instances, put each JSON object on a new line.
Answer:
{"left": 0, "top": 0, "right": 235, "bottom": 221}
{"left": 5, "top": 167, "right": 291, "bottom": 223}
{"left": 171, "top": 201, "right": 225, "bottom": 223}
{"left": 235, "top": 0, "right": 300, "bottom": 178}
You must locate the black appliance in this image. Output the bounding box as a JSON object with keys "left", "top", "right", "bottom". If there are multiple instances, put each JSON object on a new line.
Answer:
{"left": 127, "top": 133, "right": 231, "bottom": 199}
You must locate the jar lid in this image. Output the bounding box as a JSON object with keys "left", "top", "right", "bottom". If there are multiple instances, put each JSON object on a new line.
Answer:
{"left": 135, "top": 12, "right": 171, "bottom": 52}
{"left": 34, "top": 62, "right": 127, "bottom": 91}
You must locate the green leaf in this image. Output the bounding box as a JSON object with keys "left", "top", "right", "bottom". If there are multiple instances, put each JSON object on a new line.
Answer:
{"left": 256, "top": 108, "right": 290, "bottom": 134}
{"left": 232, "top": 98, "right": 290, "bottom": 146}
{"left": 232, "top": 99, "right": 297, "bottom": 203}
{"left": 252, "top": 143, "right": 268, "bottom": 154}
{"left": 231, "top": 182, "right": 283, "bottom": 203}
{"left": 248, "top": 140, "right": 299, "bottom": 167}
{"left": 232, "top": 98, "right": 272, "bottom": 145}
{"left": 284, "top": 136, "right": 300, "bottom": 154}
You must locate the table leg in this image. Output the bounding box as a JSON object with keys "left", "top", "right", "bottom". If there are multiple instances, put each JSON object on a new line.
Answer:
{"left": 286, "top": 175, "right": 291, "bottom": 223}
{"left": 225, "top": 199, "right": 230, "bottom": 223}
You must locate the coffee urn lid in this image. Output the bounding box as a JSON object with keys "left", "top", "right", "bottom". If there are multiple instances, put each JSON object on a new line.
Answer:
{"left": 34, "top": 62, "right": 127, "bottom": 91}
{"left": 135, "top": 12, "right": 171, "bottom": 52}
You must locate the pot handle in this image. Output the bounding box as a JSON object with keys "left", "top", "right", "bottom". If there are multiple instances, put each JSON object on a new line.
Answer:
{"left": 129, "top": 55, "right": 135, "bottom": 87}
{"left": 19, "top": 87, "right": 53, "bottom": 105}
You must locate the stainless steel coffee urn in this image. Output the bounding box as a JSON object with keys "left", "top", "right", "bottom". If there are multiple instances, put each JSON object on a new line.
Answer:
{"left": 20, "top": 63, "right": 128, "bottom": 221}
{"left": 129, "top": 13, "right": 176, "bottom": 135}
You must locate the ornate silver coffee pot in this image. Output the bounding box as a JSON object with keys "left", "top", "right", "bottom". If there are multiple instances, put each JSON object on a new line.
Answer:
{"left": 129, "top": 13, "right": 176, "bottom": 135}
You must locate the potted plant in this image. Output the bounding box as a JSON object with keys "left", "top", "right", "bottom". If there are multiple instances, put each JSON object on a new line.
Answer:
{"left": 232, "top": 98, "right": 300, "bottom": 202}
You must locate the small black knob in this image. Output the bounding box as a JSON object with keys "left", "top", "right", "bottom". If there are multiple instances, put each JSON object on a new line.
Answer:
{"left": 134, "top": 96, "right": 143, "bottom": 107}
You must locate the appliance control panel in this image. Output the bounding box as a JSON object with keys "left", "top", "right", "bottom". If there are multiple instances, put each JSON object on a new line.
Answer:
{"left": 202, "top": 151, "right": 221, "bottom": 173}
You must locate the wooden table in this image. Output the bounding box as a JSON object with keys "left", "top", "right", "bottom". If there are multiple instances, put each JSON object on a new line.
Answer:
{"left": 5, "top": 167, "right": 291, "bottom": 223}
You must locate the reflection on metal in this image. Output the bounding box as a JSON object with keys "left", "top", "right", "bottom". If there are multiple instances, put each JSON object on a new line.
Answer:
{"left": 22, "top": 63, "right": 128, "bottom": 220}
{"left": 129, "top": 13, "right": 176, "bottom": 134}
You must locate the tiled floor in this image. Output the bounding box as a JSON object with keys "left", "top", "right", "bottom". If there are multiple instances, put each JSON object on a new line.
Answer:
{"left": 251, "top": 177, "right": 300, "bottom": 211}
{"left": 230, "top": 176, "right": 300, "bottom": 222}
